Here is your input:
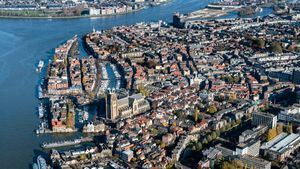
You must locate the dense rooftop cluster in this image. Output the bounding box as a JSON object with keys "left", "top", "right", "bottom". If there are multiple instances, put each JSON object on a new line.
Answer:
{"left": 34, "top": 8, "right": 300, "bottom": 169}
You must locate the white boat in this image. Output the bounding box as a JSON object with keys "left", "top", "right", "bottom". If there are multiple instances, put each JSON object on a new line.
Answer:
{"left": 38, "top": 85, "right": 43, "bottom": 99}
{"left": 37, "top": 155, "right": 47, "bottom": 169}
{"left": 32, "top": 163, "right": 38, "bottom": 169}
{"left": 83, "top": 111, "right": 89, "bottom": 121}
{"left": 38, "top": 103, "right": 44, "bottom": 118}
{"left": 116, "top": 81, "right": 120, "bottom": 89}
{"left": 36, "top": 60, "right": 44, "bottom": 72}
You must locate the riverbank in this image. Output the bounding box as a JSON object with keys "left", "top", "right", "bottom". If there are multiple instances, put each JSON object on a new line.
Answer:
{"left": 0, "top": 7, "right": 145, "bottom": 20}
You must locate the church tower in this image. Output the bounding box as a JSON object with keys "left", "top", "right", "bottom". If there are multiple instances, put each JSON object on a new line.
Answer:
{"left": 106, "top": 91, "right": 118, "bottom": 120}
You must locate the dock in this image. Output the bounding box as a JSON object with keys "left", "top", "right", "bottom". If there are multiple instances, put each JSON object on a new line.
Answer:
{"left": 41, "top": 137, "right": 93, "bottom": 149}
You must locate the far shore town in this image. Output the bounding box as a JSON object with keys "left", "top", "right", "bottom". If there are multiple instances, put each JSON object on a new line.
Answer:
{"left": 0, "top": 0, "right": 171, "bottom": 18}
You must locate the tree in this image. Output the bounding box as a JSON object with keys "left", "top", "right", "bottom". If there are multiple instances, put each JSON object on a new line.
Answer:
{"left": 79, "top": 154, "right": 86, "bottom": 161}
{"left": 287, "top": 123, "right": 293, "bottom": 134}
{"left": 231, "top": 120, "right": 237, "bottom": 127}
{"left": 138, "top": 85, "right": 149, "bottom": 97}
{"left": 207, "top": 135, "right": 213, "bottom": 142}
{"left": 160, "top": 142, "right": 166, "bottom": 148}
{"left": 66, "top": 112, "right": 74, "bottom": 128}
{"left": 236, "top": 119, "right": 241, "bottom": 125}
{"left": 227, "top": 76, "right": 234, "bottom": 84}
{"left": 233, "top": 76, "right": 240, "bottom": 84}
{"left": 166, "top": 162, "right": 175, "bottom": 169}
{"left": 189, "top": 141, "right": 197, "bottom": 151}
{"left": 207, "top": 105, "right": 217, "bottom": 114}
{"left": 194, "top": 107, "right": 199, "bottom": 122}
{"left": 216, "top": 130, "right": 220, "bottom": 137}
{"left": 202, "top": 138, "right": 208, "bottom": 145}
{"left": 271, "top": 42, "right": 283, "bottom": 53}
{"left": 174, "top": 110, "right": 186, "bottom": 119}
{"left": 225, "top": 123, "right": 232, "bottom": 131}
{"left": 220, "top": 126, "right": 226, "bottom": 133}
{"left": 276, "top": 124, "right": 283, "bottom": 134}
{"left": 253, "top": 38, "right": 265, "bottom": 49}
{"left": 195, "top": 142, "right": 202, "bottom": 151}
{"left": 211, "top": 131, "right": 217, "bottom": 140}
{"left": 146, "top": 60, "right": 157, "bottom": 68}
{"left": 267, "top": 128, "right": 277, "bottom": 141}
{"left": 222, "top": 160, "right": 244, "bottom": 169}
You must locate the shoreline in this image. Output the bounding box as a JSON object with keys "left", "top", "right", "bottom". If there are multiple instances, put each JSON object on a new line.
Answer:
{"left": 0, "top": 7, "right": 145, "bottom": 20}
{"left": 0, "top": 0, "right": 173, "bottom": 20}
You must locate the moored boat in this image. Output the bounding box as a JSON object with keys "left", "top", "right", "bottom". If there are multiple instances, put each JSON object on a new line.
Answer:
{"left": 38, "top": 103, "right": 44, "bottom": 118}
{"left": 37, "top": 155, "right": 47, "bottom": 169}
{"left": 36, "top": 60, "right": 44, "bottom": 72}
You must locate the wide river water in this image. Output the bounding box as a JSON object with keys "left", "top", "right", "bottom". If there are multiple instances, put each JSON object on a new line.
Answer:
{"left": 0, "top": 0, "right": 272, "bottom": 168}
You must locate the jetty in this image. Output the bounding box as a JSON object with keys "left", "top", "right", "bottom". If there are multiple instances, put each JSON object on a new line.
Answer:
{"left": 41, "top": 137, "right": 93, "bottom": 149}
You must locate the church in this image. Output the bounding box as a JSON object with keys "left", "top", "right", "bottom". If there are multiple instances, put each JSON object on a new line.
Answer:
{"left": 106, "top": 91, "right": 150, "bottom": 120}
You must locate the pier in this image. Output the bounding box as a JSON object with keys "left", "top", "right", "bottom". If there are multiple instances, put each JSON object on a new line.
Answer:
{"left": 41, "top": 137, "right": 93, "bottom": 149}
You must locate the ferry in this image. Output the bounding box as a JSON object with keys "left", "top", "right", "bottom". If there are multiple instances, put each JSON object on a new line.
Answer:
{"left": 37, "top": 155, "right": 47, "bottom": 169}
{"left": 42, "top": 138, "right": 81, "bottom": 149}
{"left": 36, "top": 60, "right": 44, "bottom": 72}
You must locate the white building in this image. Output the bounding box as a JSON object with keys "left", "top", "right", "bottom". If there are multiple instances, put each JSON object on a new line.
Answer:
{"left": 261, "top": 133, "right": 300, "bottom": 161}
{"left": 278, "top": 104, "right": 300, "bottom": 123}
{"left": 236, "top": 140, "right": 261, "bottom": 157}
{"left": 121, "top": 150, "right": 134, "bottom": 162}
{"left": 252, "top": 112, "right": 277, "bottom": 129}
{"left": 89, "top": 8, "right": 100, "bottom": 16}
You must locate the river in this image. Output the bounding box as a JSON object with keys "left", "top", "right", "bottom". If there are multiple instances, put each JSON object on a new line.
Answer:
{"left": 0, "top": 0, "right": 271, "bottom": 168}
